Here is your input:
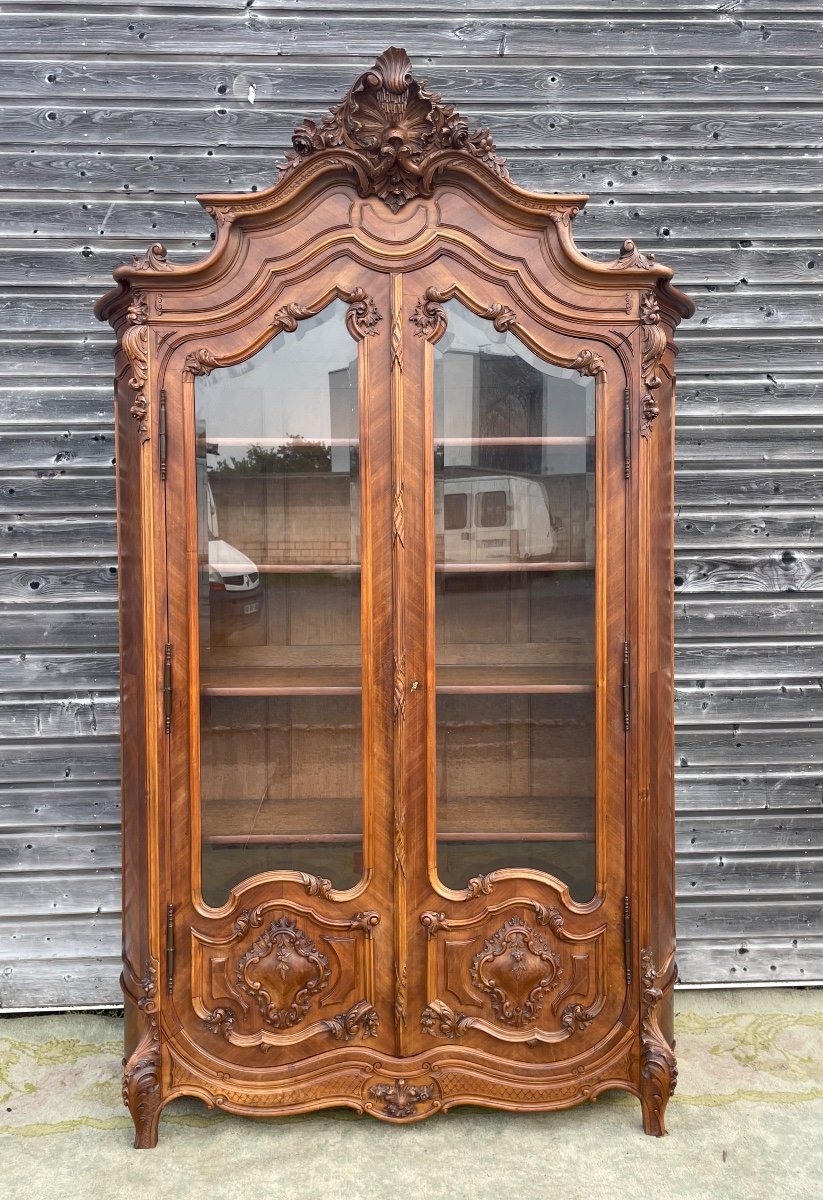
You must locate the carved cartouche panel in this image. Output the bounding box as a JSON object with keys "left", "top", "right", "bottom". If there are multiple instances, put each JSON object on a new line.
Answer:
{"left": 279, "top": 46, "right": 509, "bottom": 212}
{"left": 470, "top": 916, "right": 562, "bottom": 1028}
{"left": 235, "top": 916, "right": 331, "bottom": 1030}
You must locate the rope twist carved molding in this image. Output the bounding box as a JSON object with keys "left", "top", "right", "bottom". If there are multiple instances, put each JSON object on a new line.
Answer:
{"left": 278, "top": 47, "right": 509, "bottom": 212}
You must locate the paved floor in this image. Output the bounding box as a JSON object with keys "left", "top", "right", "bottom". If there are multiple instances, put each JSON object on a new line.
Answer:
{"left": 1, "top": 988, "right": 822, "bottom": 1200}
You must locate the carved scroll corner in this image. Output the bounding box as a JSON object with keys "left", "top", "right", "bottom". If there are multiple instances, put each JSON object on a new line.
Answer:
{"left": 420, "top": 910, "right": 448, "bottom": 937}
{"left": 348, "top": 910, "right": 381, "bottom": 935}
{"left": 609, "top": 239, "right": 656, "bottom": 271}
{"left": 410, "top": 287, "right": 449, "bottom": 341}
{"left": 421, "top": 999, "right": 475, "bottom": 1040}
{"left": 560, "top": 1003, "right": 595, "bottom": 1034}
{"left": 367, "top": 1077, "right": 437, "bottom": 1120}
{"left": 640, "top": 946, "right": 678, "bottom": 1136}
{"left": 344, "top": 287, "right": 382, "bottom": 338}
{"left": 278, "top": 47, "right": 509, "bottom": 212}
{"left": 202, "top": 1006, "right": 237, "bottom": 1041}
{"left": 131, "top": 242, "right": 173, "bottom": 273}
{"left": 480, "top": 301, "right": 517, "bottom": 333}
{"left": 299, "top": 872, "right": 334, "bottom": 900}
{"left": 321, "top": 1000, "right": 380, "bottom": 1042}
{"left": 465, "top": 872, "right": 496, "bottom": 899}
{"left": 571, "top": 348, "right": 606, "bottom": 378}
{"left": 183, "top": 347, "right": 220, "bottom": 377}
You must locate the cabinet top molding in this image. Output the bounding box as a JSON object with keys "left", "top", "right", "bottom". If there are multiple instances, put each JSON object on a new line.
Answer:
{"left": 95, "top": 47, "right": 694, "bottom": 325}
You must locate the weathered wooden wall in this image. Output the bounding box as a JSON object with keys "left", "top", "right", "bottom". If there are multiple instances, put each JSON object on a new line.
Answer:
{"left": 1, "top": 1, "right": 821, "bottom": 1008}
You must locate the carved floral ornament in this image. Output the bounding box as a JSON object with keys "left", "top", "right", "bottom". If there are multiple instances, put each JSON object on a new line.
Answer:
{"left": 278, "top": 47, "right": 509, "bottom": 213}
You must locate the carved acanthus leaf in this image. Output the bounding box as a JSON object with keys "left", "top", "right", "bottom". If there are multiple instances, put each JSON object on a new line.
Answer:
{"left": 184, "top": 348, "right": 220, "bottom": 377}
{"left": 300, "top": 873, "right": 333, "bottom": 899}
{"left": 410, "top": 287, "right": 449, "bottom": 341}
{"left": 346, "top": 287, "right": 382, "bottom": 339}
{"left": 235, "top": 916, "right": 331, "bottom": 1029}
{"left": 137, "top": 956, "right": 158, "bottom": 1014}
{"left": 278, "top": 47, "right": 509, "bottom": 212}
{"left": 369, "top": 1078, "right": 434, "bottom": 1119}
{"left": 131, "top": 242, "right": 173, "bottom": 272}
{"left": 531, "top": 904, "right": 566, "bottom": 934}
{"left": 321, "top": 1000, "right": 380, "bottom": 1042}
{"left": 122, "top": 1020, "right": 161, "bottom": 1136}
{"left": 481, "top": 302, "right": 517, "bottom": 332}
{"left": 561, "top": 1003, "right": 595, "bottom": 1033}
{"left": 640, "top": 290, "right": 667, "bottom": 437}
{"left": 203, "top": 1006, "right": 237, "bottom": 1040}
{"left": 470, "top": 916, "right": 562, "bottom": 1028}
{"left": 466, "top": 873, "right": 496, "bottom": 898}
{"left": 123, "top": 323, "right": 149, "bottom": 442}
{"left": 571, "top": 348, "right": 605, "bottom": 377}
{"left": 609, "top": 239, "right": 656, "bottom": 271}
{"left": 640, "top": 946, "right": 678, "bottom": 1136}
{"left": 421, "top": 999, "right": 476, "bottom": 1040}
{"left": 128, "top": 291, "right": 148, "bottom": 326}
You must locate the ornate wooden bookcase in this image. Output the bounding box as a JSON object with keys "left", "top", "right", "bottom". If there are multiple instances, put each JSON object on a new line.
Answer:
{"left": 96, "top": 49, "right": 693, "bottom": 1147}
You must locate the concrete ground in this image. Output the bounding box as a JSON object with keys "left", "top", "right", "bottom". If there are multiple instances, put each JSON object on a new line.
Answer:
{"left": 1, "top": 988, "right": 822, "bottom": 1200}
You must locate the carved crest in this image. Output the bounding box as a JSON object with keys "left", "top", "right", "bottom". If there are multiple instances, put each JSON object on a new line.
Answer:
{"left": 369, "top": 1078, "right": 435, "bottom": 1119}
{"left": 279, "top": 47, "right": 509, "bottom": 212}
{"left": 235, "top": 916, "right": 331, "bottom": 1029}
{"left": 470, "top": 916, "right": 562, "bottom": 1028}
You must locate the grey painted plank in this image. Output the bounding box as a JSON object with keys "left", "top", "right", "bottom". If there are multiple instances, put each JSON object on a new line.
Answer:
{"left": 676, "top": 641, "right": 823, "bottom": 680}
{"left": 677, "top": 725, "right": 823, "bottom": 766}
{"left": 0, "top": 563, "right": 118, "bottom": 604}
{"left": 676, "top": 772, "right": 823, "bottom": 812}
{"left": 0, "top": 828, "right": 121, "bottom": 872}
{"left": 0, "top": 914, "right": 119, "bottom": 961}
{"left": 4, "top": 57, "right": 822, "bottom": 103}
{"left": 0, "top": 517, "right": 116, "bottom": 560}
{"left": 675, "top": 512, "right": 823, "bottom": 550}
{"left": 0, "top": 956, "right": 122, "bottom": 1009}
{"left": 0, "top": 608, "right": 118, "bottom": 650}
{"left": 676, "top": 854, "right": 823, "bottom": 895}
{"left": 0, "top": 652, "right": 119, "bottom": 690}
{"left": 0, "top": 739, "right": 120, "bottom": 783}
{"left": 1, "top": 16, "right": 820, "bottom": 57}
{"left": 2, "top": 149, "right": 822, "bottom": 198}
{"left": 675, "top": 597, "right": 823, "bottom": 637}
{"left": 677, "top": 814, "right": 823, "bottom": 854}
{"left": 676, "top": 683, "right": 823, "bottom": 725}
{"left": 677, "top": 899, "right": 823, "bottom": 938}
{"left": 4, "top": 103, "right": 823, "bottom": 152}
{"left": 676, "top": 938, "right": 823, "bottom": 984}
{"left": 0, "top": 475, "right": 116, "bottom": 513}
{"left": 0, "top": 783, "right": 120, "bottom": 828}
{"left": 0, "top": 384, "right": 113, "bottom": 425}
{"left": 0, "top": 870, "right": 120, "bottom": 916}
{"left": 675, "top": 468, "right": 823, "bottom": 507}
{"left": 677, "top": 380, "right": 823, "bottom": 419}
{"left": 0, "top": 695, "right": 119, "bottom": 739}
{"left": 674, "top": 552, "right": 823, "bottom": 592}
{"left": 0, "top": 431, "right": 116, "bottom": 470}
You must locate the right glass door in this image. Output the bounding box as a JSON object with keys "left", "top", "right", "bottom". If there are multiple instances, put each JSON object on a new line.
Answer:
{"left": 432, "top": 303, "right": 596, "bottom": 902}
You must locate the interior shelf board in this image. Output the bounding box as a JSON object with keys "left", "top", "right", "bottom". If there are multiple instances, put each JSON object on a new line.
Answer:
{"left": 437, "top": 561, "right": 594, "bottom": 573}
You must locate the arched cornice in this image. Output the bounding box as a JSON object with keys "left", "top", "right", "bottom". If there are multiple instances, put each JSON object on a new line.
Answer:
{"left": 95, "top": 48, "right": 693, "bottom": 326}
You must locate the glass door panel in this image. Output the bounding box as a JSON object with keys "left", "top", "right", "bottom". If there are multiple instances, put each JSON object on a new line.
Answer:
{"left": 433, "top": 302, "right": 596, "bottom": 900}
{"left": 194, "top": 302, "right": 363, "bottom": 906}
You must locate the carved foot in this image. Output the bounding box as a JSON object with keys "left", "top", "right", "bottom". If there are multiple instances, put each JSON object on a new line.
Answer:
{"left": 639, "top": 946, "right": 677, "bottom": 1138}
{"left": 123, "top": 1022, "right": 163, "bottom": 1149}
{"left": 640, "top": 1089, "right": 670, "bottom": 1137}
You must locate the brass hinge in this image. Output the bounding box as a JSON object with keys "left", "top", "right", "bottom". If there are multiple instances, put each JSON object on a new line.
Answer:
{"left": 624, "top": 895, "right": 632, "bottom": 985}
{"left": 159, "top": 389, "right": 167, "bottom": 481}
{"left": 166, "top": 903, "right": 174, "bottom": 994}
{"left": 623, "top": 640, "right": 630, "bottom": 732}
{"left": 623, "top": 386, "right": 631, "bottom": 479}
{"left": 163, "top": 643, "right": 172, "bottom": 734}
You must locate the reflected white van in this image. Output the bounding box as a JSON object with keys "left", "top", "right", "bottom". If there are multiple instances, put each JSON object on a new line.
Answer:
{"left": 436, "top": 475, "right": 555, "bottom": 563}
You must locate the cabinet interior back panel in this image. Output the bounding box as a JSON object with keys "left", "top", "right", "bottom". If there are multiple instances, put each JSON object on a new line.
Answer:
{"left": 2, "top": 2, "right": 822, "bottom": 1008}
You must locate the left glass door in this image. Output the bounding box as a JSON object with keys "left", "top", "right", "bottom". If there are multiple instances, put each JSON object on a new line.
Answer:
{"left": 191, "top": 301, "right": 365, "bottom": 906}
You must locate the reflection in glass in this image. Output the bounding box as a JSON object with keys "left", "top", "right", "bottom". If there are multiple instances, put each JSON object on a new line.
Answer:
{"left": 195, "top": 303, "right": 363, "bottom": 905}
{"left": 433, "top": 303, "right": 596, "bottom": 900}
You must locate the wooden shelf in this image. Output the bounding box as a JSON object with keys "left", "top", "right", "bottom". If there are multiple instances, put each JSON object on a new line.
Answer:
{"left": 205, "top": 562, "right": 359, "bottom": 574}
{"left": 207, "top": 437, "right": 357, "bottom": 448}
{"left": 435, "top": 436, "right": 591, "bottom": 447}
{"left": 437, "top": 561, "right": 593, "bottom": 573}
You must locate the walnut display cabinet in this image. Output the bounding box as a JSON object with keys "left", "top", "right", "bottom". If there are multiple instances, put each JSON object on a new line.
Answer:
{"left": 95, "top": 48, "right": 693, "bottom": 1148}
